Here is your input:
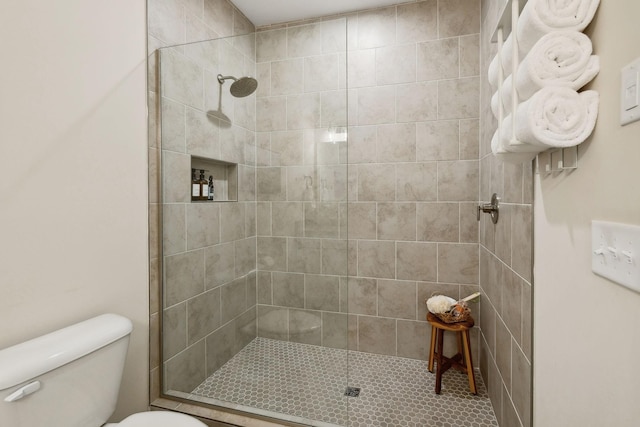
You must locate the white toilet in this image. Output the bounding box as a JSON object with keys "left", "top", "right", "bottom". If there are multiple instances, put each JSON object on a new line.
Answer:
{"left": 0, "top": 314, "right": 206, "bottom": 427}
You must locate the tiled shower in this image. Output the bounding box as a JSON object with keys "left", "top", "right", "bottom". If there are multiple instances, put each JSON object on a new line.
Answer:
{"left": 148, "top": 0, "right": 532, "bottom": 426}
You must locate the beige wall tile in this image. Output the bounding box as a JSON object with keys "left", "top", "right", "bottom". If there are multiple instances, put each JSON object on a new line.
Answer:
{"left": 289, "top": 309, "right": 322, "bottom": 345}
{"left": 270, "top": 59, "right": 304, "bottom": 96}
{"left": 162, "top": 97, "right": 186, "bottom": 152}
{"left": 221, "top": 277, "right": 247, "bottom": 323}
{"left": 305, "top": 274, "right": 340, "bottom": 311}
{"left": 149, "top": 0, "right": 186, "bottom": 46}
{"left": 287, "top": 93, "right": 321, "bottom": 129}
{"left": 304, "top": 202, "right": 340, "bottom": 238}
{"left": 257, "top": 236, "right": 287, "bottom": 271}
{"left": 397, "top": 241, "right": 437, "bottom": 282}
{"left": 396, "top": 0, "right": 438, "bottom": 44}
{"left": 235, "top": 237, "right": 256, "bottom": 277}
{"left": 320, "top": 90, "right": 348, "bottom": 128}
{"left": 397, "top": 320, "right": 431, "bottom": 359}
{"left": 287, "top": 23, "right": 323, "bottom": 58}
{"left": 512, "top": 345, "right": 532, "bottom": 427}
{"left": 257, "top": 271, "right": 272, "bottom": 304}
{"left": 186, "top": 109, "right": 222, "bottom": 159}
{"left": 376, "top": 123, "right": 416, "bottom": 163}
{"left": 163, "top": 303, "right": 187, "bottom": 359}
{"left": 460, "top": 202, "right": 480, "bottom": 243}
{"left": 358, "top": 240, "right": 395, "bottom": 279}
{"left": 396, "top": 162, "right": 438, "bottom": 202}
{"left": 256, "top": 29, "right": 287, "bottom": 63}
{"left": 438, "top": 243, "right": 479, "bottom": 284}
{"left": 460, "top": 34, "right": 480, "bottom": 77}
{"left": 165, "top": 341, "right": 206, "bottom": 393}
{"left": 377, "top": 203, "right": 417, "bottom": 241}
{"left": 163, "top": 151, "right": 191, "bottom": 203}
{"left": 417, "top": 202, "right": 460, "bottom": 242}
{"left": 220, "top": 202, "right": 245, "bottom": 242}
{"left": 378, "top": 279, "right": 417, "bottom": 320}
{"left": 396, "top": 81, "right": 438, "bottom": 123}
{"left": 257, "top": 167, "right": 286, "bottom": 201}
{"left": 495, "top": 316, "right": 512, "bottom": 392}
{"left": 348, "top": 126, "right": 377, "bottom": 164}
{"left": 347, "top": 202, "right": 377, "bottom": 239}
{"left": 271, "top": 202, "right": 303, "bottom": 237}
{"left": 203, "top": 0, "right": 233, "bottom": 37}
{"left": 417, "top": 120, "right": 459, "bottom": 161}
{"left": 438, "top": 77, "right": 480, "bottom": 119}
{"left": 322, "top": 312, "right": 348, "bottom": 349}
{"left": 270, "top": 130, "right": 303, "bottom": 166}
{"left": 256, "top": 97, "right": 287, "bottom": 131}
{"left": 417, "top": 38, "right": 459, "bottom": 82}
{"left": 321, "top": 18, "right": 347, "bottom": 54}
{"left": 460, "top": 119, "right": 480, "bottom": 160}
{"left": 357, "top": 164, "right": 396, "bottom": 201}
{"left": 187, "top": 203, "right": 220, "bottom": 250}
{"left": 187, "top": 288, "right": 222, "bottom": 345}
{"left": 347, "top": 277, "right": 378, "bottom": 315}
{"left": 438, "top": 160, "right": 479, "bottom": 201}
{"left": 357, "top": 6, "right": 396, "bottom": 49}
{"left": 358, "top": 315, "right": 396, "bottom": 355}
{"left": 305, "top": 54, "right": 340, "bottom": 92}
{"left": 163, "top": 203, "right": 186, "bottom": 256}
{"left": 357, "top": 86, "right": 396, "bottom": 125}
{"left": 438, "top": 0, "right": 480, "bottom": 38}
{"left": 511, "top": 205, "right": 532, "bottom": 281}
{"left": 257, "top": 305, "right": 288, "bottom": 340}
{"left": 376, "top": 44, "right": 416, "bottom": 85}
{"left": 288, "top": 237, "right": 321, "bottom": 273}
{"left": 272, "top": 272, "right": 304, "bottom": 308}
{"left": 205, "top": 242, "right": 235, "bottom": 289}
{"left": 286, "top": 166, "right": 315, "bottom": 201}
{"left": 162, "top": 49, "right": 204, "bottom": 110}
{"left": 347, "top": 49, "right": 377, "bottom": 88}
{"left": 322, "top": 239, "right": 348, "bottom": 275}
{"left": 165, "top": 250, "right": 205, "bottom": 306}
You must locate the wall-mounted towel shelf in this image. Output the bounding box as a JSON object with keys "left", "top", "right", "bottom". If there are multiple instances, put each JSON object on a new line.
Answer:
{"left": 489, "top": 0, "right": 599, "bottom": 172}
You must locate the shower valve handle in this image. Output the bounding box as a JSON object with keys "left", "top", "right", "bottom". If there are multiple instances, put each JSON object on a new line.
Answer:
{"left": 477, "top": 193, "right": 500, "bottom": 224}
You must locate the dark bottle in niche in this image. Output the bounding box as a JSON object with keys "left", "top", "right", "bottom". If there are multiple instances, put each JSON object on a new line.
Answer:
{"left": 208, "top": 176, "right": 214, "bottom": 201}
{"left": 191, "top": 168, "right": 200, "bottom": 201}
{"left": 199, "top": 170, "right": 209, "bottom": 201}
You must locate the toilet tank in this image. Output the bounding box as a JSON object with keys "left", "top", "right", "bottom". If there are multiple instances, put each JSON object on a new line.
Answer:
{"left": 0, "top": 314, "right": 133, "bottom": 427}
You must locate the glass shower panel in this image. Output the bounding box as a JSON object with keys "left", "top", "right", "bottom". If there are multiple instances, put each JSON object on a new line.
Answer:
{"left": 159, "top": 19, "right": 349, "bottom": 426}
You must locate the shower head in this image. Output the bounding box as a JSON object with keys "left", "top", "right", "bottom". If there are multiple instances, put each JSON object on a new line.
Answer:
{"left": 217, "top": 74, "right": 258, "bottom": 98}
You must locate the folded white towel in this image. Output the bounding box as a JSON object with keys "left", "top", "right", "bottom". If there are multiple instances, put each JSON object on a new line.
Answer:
{"left": 502, "top": 87, "right": 599, "bottom": 151}
{"left": 516, "top": 31, "right": 600, "bottom": 100}
{"left": 488, "top": 0, "right": 600, "bottom": 88}
{"left": 518, "top": 0, "right": 601, "bottom": 54}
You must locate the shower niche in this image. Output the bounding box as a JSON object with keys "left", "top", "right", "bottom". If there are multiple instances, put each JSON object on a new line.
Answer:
{"left": 190, "top": 155, "right": 237, "bottom": 202}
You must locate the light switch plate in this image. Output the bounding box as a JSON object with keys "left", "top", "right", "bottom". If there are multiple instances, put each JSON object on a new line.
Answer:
{"left": 621, "top": 57, "right": 640, "bottom": 125}
{"left": 591, "top": 220, "right": 640, "bottom": 293}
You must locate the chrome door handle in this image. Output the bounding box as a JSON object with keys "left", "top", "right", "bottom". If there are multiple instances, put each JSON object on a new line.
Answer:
{"left": 477, "top": 193, "right": 500, "bottom": 224}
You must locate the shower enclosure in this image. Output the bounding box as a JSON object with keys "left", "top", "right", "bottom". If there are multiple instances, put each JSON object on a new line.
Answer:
{"left": 159, "top": 21, "right": 351, "bottom": 425}
{"left": 155, "top": 7, "right": 502, "bottom": 426}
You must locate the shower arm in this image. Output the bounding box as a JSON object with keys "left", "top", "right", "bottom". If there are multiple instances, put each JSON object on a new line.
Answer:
{"left": 217, "top": 75, "right": 237, "bottom": 84}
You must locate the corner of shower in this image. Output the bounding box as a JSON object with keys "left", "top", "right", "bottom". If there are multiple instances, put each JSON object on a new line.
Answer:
{"left": 153, "top": 18, "right": 351, "bottom": 427}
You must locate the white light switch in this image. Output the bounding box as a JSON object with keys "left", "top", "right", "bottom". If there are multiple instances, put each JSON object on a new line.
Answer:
{"left": 592, "top": 220, "right": 640, "bottom": 293}
{"left": 621, "top": 57, "right": 640, "bottom": 125}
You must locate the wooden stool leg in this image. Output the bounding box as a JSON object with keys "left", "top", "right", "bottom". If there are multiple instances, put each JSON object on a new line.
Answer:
{"left": 461, "top": 330, "right": 477, "bottom": 395}
{"left": 435, "top": 328, "right": 445, "bottom": 394}
{"left": 428, "top": 325, "right": 437, "bottom": 373}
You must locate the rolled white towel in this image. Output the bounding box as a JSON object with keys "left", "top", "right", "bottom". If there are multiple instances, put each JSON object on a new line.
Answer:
{"left": 488, "top": 0, "right": 600, "bottom": 88}
{"left": 517, "top": 0, "right": 601, "bottom": 54}
{"left": 491, "top": 74, "right": 515, "bottom": 118}
{"left": 502, "top": 87, "right": 599, "bottom": 151}
{"left": 488, "top": 35, "right": 514, "bottom": 88}
{"left": 491, "top": 129, "right": 540, "bottom": 164}
{"left": 516, "top": 31, "right": 600, "bottom": 101}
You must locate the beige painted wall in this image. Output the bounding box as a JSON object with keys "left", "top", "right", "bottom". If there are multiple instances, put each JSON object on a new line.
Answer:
{"left": 0, "top": 0, "right": 149, "bottom": 421}
{"left": 534, "top": 1, "right": 640, "bottom": 426}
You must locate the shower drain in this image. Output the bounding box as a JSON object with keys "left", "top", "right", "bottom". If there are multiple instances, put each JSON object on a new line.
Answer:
{"left": 344, "top": 387, "right": 361, "bottom": 397}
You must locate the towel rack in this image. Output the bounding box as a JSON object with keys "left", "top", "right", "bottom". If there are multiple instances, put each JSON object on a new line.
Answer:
{"left": 490, "top": 0, "right": 579, "bottom": 174}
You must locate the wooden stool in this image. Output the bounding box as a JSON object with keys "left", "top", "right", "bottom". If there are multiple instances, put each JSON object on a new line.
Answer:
{"left": 427, "top": 312, "right": 477, "bottom": 395}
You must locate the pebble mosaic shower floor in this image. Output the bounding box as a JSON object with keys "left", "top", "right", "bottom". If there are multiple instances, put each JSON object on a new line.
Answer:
{"left": 191, "top": 338, "right": 498, "bottom": 427}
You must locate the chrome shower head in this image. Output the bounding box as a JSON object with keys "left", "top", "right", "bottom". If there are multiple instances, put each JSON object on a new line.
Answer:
{"left": 217, "top": 74, "right": 258, "bottom": 98}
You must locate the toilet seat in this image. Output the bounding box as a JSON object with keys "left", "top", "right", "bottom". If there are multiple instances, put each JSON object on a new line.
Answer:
{"left": 109, "top": 411, "right": 207, "bottom": 426}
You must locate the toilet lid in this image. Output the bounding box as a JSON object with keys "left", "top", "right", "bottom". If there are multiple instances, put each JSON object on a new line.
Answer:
{"left": 118, "top": 411, "right": 207, "bottom": 427}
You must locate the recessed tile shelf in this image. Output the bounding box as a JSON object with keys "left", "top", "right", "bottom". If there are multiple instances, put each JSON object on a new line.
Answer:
{"left": 191, "top": 155, "right": 238, "bottom": 202}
